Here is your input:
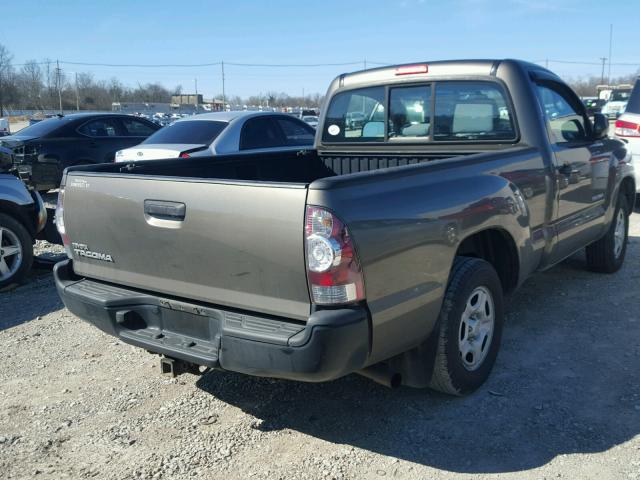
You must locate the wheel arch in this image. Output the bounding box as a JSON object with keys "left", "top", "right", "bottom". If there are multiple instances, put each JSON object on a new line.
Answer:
{"left": 454, "top": 227, "right": 520, "bottom": 294}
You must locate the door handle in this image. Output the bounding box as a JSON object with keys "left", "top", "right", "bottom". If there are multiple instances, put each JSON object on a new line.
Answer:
{"left": 144, "top": 200, "right": 186, "bottom": 221}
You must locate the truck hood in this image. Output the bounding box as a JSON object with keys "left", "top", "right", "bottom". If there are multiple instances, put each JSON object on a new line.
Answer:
{"left": 115, "top": 144, "right": 206, "bottom": 162}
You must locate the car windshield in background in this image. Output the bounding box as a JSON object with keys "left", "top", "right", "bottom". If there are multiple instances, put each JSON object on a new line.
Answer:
{"left": 302, "top": 116, "right": 318, "bottom": 122}
{"left": 13, "top": 117, "right": 68, "bottom": 137}
{"left": 610, "top": 91, "right": 631, "bottom": 102}
{"left": 624, "top": 79, "right": 640, "bottom": 114}
{"left": 143, "top": 120, "right": 227, "bottom": 145}
{"left": 322, "top": 81, "right": 516, "bottom": 143}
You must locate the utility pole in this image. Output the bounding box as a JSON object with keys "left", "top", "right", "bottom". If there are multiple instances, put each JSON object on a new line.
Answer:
{"left": 221, "top": 61, "right": 226, "bottom": 111}
{"left": 545, "top": 58, "right": 549, "bottom": 69}
{"left": 608, "top": 24, "right": 613, "bottom": 84}
{"left": 75, "top": 72, "right": 80, "bottom": 111}
{"left": 194, "top": 78, "right": 198, "bottom": 111}
{"left": 56, "top": 60, "right": 63, "bottom": 115}
{"left": 599, "top": 57, "right": 607, "bottom": 85}
{"left": 364, "top": 58, "right": 367, "bottom": 70}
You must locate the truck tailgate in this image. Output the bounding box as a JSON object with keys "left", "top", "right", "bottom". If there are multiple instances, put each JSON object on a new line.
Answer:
{"left": 63, "top": 173, "right": 311, "bottom": 320}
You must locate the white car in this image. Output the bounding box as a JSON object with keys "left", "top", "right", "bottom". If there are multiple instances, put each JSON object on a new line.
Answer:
{"left": 115, "top": 111, "right": 315, "bottom": 162}
{"left": 602, "top": 89, "right": 631, "bottom": 119}
{"left": 614, "top": 78, "right": 640, "bottom": 193}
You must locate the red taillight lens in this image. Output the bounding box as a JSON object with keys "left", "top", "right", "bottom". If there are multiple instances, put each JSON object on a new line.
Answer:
{"left": 615, "top": 119, "right": 640, "bottom": 137}
{"left": 305, "top": 206, "right": 365, "bottom": 305}
{"left": 179, "top": 152, "right": 190, "bottom": 158}
{"left": 395, "top": 64, "right": 428, "bottom": 76}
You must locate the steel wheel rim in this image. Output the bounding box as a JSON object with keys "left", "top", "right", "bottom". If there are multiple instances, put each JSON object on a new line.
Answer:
{"left": 613, "top": 209, "right": 625, "bottom": 259}
{"left": 0, "top": 227, "right": 23, "bottom": 282}
{"left": 459, "top": 286, "right": 495, "bottom": 371}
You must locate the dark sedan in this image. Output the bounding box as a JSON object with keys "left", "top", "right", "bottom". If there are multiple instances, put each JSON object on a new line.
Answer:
{"left": 0, "top": 113, "right": 160, "bottom": 191}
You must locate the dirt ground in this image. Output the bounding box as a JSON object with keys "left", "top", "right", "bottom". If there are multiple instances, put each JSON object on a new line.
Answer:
{"left": 0, "top": 213, "right": 639, "bottom": 479}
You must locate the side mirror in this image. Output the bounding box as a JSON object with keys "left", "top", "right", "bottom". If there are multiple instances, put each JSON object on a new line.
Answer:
{"left": 592, "top": 113, "right": 609, "bottom": 139}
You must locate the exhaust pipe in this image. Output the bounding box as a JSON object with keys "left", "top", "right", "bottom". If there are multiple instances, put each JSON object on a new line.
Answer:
{"left": 358, "top": 364, "right": 402, "bottom": 388}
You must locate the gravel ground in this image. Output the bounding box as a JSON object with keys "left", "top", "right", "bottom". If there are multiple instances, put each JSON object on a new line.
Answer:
{"left": 1, "top": 213, "right": 639, "bottom": 480}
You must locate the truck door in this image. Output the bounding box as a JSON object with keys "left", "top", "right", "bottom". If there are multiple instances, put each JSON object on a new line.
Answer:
{"left": 534, "top": 81, "right": 610, "bottom": 261}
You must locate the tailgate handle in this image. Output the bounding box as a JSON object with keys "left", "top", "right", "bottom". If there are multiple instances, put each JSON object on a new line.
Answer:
{"left": 144, "top": 200, "right": 186, "bottom": 221}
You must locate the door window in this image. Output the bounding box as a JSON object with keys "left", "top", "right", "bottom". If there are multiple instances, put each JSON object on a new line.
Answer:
{"left": 121, "top": 118, "right": 157, "bottom": 137}
{"left": 275, "top": 118, "right": 315, "bottom": 146}
{"left": 239, "top": 117, "right": 284, "bottom": 150}
{"left": 78, "top": 118, "right": 122, "bottom": 137}
{"left": 536, "top": 84, "right": 589, "bottom": 143}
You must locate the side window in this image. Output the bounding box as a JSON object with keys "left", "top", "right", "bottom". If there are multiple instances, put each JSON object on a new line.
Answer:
{"left": 322, "top": 86, "right": 385, "bottom": 142}
{"left": 121, "top": 118, "right": 156, "bottom": 137}
{"left": 536, "top": 84, "right": 588, "bottom": 143}
{"left": 389, "top": 85, "right": 431, "bottom": 138}
{"left": 78, "top": 119, "right": 121, "bottom": 137}
{"left": 239, "top": 117, "right": 284, "bottom": 150}
{"left": 275, "top": 118, "right": 315, "bottom": 146}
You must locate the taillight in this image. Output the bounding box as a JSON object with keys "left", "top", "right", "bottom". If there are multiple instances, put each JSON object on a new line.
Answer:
{"left": 615, "top": 119, "right": 640, "bottom": 137}
{"left": 55, "top": 188, "right": 73, "bottom": 257}
{"left": 305, "top": 206, "right": 365, "bottom": 305}
{"left": 179, "top": 152, "right": 190, "bottom": 158}
{"left": 395, "top": 64, "right": 428, "bottom": 76}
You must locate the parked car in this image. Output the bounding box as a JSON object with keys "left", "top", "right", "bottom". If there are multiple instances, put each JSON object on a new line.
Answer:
{"left": 0, "top": 174, "right": 47, "bottom": 286}
{"left": 345, "top": 111, "right": 366, "bottom": 129}
{"left": 614, "top": 77, "right": 640, "bottom": 194}
{"left": 0, "top": 118, "right": 10, "bottom": 137}
{"left": 0, "top": 113, "right": 160, "bottom": 191}
{"left": 114, "top": 111, "right": 315, "bottom": 162}
{"left": 54, "top": 59, "right": 634, "bottom": 396}
{"left": 302, "top": 115, "right": 319, "bottom": 128}
{"left": 601, "top": 88, "right": 632, "bottom": 119}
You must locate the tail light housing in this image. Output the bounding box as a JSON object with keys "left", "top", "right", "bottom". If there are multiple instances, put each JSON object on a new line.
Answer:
{"left": 615, "top": 119, "right": 640, "bottom": 137}
{"left": 179, "top": 152, "right": 190, "bottom": 158}
{"left": 305, "top": 206, "right": 365, "bottom": 305}
{"left": 55, "top": 188, "right": 73, "bottom": 257}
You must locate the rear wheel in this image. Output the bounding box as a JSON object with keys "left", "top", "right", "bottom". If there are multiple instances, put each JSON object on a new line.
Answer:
{"left": 0, "top": 213, "right": 33, "bottom": 287}
{"left": 585, "top": 195, "right": 629, "bottom": 273}
{"left": 429, "top": 257, "right": 504, "bottom": 396}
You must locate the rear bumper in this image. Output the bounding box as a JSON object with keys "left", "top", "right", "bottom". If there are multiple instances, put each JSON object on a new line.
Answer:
{"left": 54, "top": 259, "right": 370, "bottom": 382}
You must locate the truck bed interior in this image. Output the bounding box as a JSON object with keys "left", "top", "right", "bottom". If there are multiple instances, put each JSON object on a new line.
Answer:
{"left": 71, "top": 149, "right": 465, "bottom": 184}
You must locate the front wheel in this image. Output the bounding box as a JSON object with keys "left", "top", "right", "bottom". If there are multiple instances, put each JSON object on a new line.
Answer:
{"left": 585, "top": 194, "right": 629, "bottom": 273}
{"left": 0, "top": 213, "right": 34, "bottom": 288}
{"left": 429, "top": 257, "right": 504, "bottom": 396}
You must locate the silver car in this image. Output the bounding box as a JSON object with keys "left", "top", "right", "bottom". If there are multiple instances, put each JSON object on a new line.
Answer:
{"left": 115, "top": 111, "right": 315, "bottom": 162}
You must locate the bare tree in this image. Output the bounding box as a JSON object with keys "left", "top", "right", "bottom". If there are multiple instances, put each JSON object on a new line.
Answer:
{"left": 0, "top": 44, "right": 14, "bottom": 116}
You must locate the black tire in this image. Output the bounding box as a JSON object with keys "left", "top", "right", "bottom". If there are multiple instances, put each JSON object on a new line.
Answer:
{"left": 585, "top": 195, "right": 629, "bottom": 273}
{"left": 429, "top": 257, "right": 504, "bottom": 396}
{"left": 0, "top": 213, "right": 34, "bottom": 288}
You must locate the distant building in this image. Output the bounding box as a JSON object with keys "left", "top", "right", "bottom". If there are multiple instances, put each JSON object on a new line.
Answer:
{"left": 171, "top": 94, "right": 203, "bottom": 106}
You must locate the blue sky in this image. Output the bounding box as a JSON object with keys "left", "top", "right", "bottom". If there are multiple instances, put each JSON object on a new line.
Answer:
{"left": 0, "top": 0, "right": 638, "bottom": 98}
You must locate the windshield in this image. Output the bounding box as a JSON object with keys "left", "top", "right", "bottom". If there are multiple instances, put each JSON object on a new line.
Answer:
{"left": 303, "top": 116, "right": 318, "bottom": 122}
{"left": 610, "top": 91, "right": 631, "bottom": 102}
{"left": 143, "top": 120, "right": 227, "bottom": 145}
{"left": 12, "top": 117, "right": 68, "bottom": 137}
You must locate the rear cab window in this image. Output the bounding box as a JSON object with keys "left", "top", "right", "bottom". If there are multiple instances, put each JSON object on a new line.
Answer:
{"left": 322, "top": 81, "right": 517, "bottom": 144}
{"left": 143, "top": 120, "right": 227, "bottom": 145}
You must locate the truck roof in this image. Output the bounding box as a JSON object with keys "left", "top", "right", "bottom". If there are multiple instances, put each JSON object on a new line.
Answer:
{"left": 335, "top": 59, "right": 552, "bottom": 90}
